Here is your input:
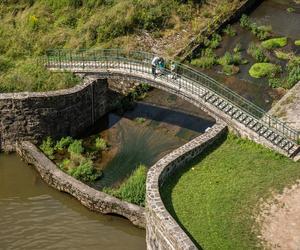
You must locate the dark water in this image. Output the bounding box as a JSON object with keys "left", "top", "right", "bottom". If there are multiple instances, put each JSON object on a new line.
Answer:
{"left": 0, "top": 154, "right": 146, "bottom": 250}
{"left": 193, "top": 0, "right": 300, "bottom": 110}
{"left": 91, "top": 89, "right": 215, "bottom": 189}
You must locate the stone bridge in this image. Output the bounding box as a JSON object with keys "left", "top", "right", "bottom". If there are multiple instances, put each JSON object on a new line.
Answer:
{"left": 43, "top": 49, "right": 300, "bottom": 159}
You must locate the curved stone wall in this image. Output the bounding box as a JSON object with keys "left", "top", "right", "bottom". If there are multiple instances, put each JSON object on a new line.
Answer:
{"left": 146, "top": 123, "right": 227, "bottom": 250}
{"left": 16, "top": 141, "right": 145, "bottom": 228}
{"left": 0, "top": 76, "right": 107, "bottom": 152}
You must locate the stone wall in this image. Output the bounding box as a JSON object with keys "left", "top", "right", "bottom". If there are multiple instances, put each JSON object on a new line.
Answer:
{"left": 146, "top": 123, "right": 227, "bottom": 250}
{"left": 16, "top": 141, "right": 146, "bottom": 228}
{"left": 0, "top": 76, "right": 107, "bottom": 152}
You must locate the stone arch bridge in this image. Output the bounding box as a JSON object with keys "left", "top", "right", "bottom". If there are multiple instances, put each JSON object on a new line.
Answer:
{"left": 43, "top": 49, "right": 300, "bottom": 159}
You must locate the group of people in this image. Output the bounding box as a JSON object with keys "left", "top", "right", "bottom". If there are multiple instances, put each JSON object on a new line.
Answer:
{"left": 151, "top": 56, "right": 177, "bottom": 79}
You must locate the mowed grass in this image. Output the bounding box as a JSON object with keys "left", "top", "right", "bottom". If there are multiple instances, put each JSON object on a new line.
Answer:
{"left": 161, "top": 134, "right": 300, "bottom": 250}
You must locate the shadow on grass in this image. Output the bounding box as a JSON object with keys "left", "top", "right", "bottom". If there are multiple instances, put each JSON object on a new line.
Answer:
{"left": 160, "top": 132, "right": 228, "bottom": 249}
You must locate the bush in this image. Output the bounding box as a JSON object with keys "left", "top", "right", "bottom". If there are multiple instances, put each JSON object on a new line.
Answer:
{"left": 261, "top": 37, "right": 288, "bottom": 50}
{"left": 286, "top": 66, "right": 300, "bottom": 89}
{"left": 68, "top": 159, "right": 101, "bottom": 182}
{"left": 103, "top": 165, "right": 147, "bottom": 206}
{"left": 191, "top": 48, "right": 217, "bottom": 69}
{"left": 240, "top": 14, "right": 251, "bottom": 29}
{"left": 249, "top": 63, "right": 282, "bottom": 78}
{"left": 55, "top": 136, "right": 74, "bottom": 151}
{"left": 233, "top": 43, "right": 242, "bottom": 53}
{"left": 95, "top": 138, "right": 107, "bottom": 150}
{"left": 222, "top": 64, "right": 239, "bottom": 76}
{"left": 68, "top": 140, "right": 84, "bottom": 155}
{"left": 40, "top": 137, "right": 55, "bottom": 159}
{"left": 204, "top": 34, "right": 222, "bottom": 49}
{"left": 223, "top": 25, "right": 236, "bottom": 37}
{"left": 268, "top": 78, "right": 282, "bottom": 88}
{"left": 217, "top": 52, "right": 244, "bottom": 66}
{"left": 247, "top": 42, "right": 269, "bottom": 62}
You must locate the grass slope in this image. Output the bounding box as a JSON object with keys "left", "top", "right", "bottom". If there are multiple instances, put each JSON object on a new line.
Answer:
{"left": 161, "top": 134, "right": 300, "bottom": 250}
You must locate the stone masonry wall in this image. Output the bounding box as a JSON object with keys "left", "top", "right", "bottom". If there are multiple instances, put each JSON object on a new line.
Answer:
{"left": 16, "top": 141, "right": 146, "bottom": 228}
{"left": 146, "top": 123, "right": 227, "bottom": 250}
{"left": 0, "top": 76, "right": 107, "bottom": 152}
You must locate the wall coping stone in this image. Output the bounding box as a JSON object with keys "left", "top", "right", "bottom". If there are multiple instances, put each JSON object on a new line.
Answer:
{"left": 146, "top": 122, "right": 227, "bottom": 250}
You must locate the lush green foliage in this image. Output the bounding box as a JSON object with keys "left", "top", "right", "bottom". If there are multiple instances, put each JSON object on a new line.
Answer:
{"left": 204, "top": 34, "right": 222, "bottom": 49}
{"left": 249, "top": 63, "right": 281, "bottom": 78}
{"left": 247, "top": 42, "right": 269, "bottom": 62}
{"left": 295, "top": 40, "right": 300, "bottom": 46}
{"left": 240, "top": 14, "right": 272, "bottom": 40}
{"left": 222, "top": 24, "right": 236, "bottom": 37}
{"left": 67, "top": 158, "right": 101, "bottom": 182}
{"left": 161, "top": 133, "right": 300, "bottom": 249}
{"left": 274, "top": 50, "right": 294, "bottom": 60}
{"left": 40, "top": 136, "right": 55, "bottom": 159}
{"left": 104, "top": 165, "right": 147, "bottom": 206}
{"left": 54, "top": 136, "right": 74, "bottom": 151}
{"left": 95, "top": 138, "right": 107, "bottom": 150}
{"left": 68, "top": 140, "right": 84, "bottom": 155}
{"left": 191, "top": 48, "right": 217, "bottom": 69}
{"left": 261, "top": 37, "right": 288, "bottom": 50}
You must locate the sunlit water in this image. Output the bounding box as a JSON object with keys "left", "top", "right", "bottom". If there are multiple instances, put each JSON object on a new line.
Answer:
{"left": 0, "top": 154, "right": 146, "bottom": 250}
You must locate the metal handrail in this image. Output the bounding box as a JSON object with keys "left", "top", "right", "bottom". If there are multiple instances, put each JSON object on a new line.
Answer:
{"left": 42, "top": 48, "right": 299, "bottom": 143}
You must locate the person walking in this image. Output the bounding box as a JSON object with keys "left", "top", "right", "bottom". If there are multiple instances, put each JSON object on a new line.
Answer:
{"left": 151, "top": 56, "right": 160, "bottom": 78}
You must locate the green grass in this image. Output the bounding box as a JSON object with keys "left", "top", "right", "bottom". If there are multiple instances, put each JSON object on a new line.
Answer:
{"left": 261, "top": 37, "right": 288, "bottom": 50}
{"left": 161, "top": 134, "right": 300, "bottom": 250}
{"left": 249, "top": 63, "right": 281, "bottom": 78}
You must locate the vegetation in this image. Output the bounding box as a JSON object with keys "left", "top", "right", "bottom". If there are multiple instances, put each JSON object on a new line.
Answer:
{"left": 223, "top": 25, "right": 236, "bottom": 37}
{"left": 40, "top": 136, "right": 106, "bottom": 182}
{"left": 247, "top": 42, "right": 269, "bottom": 63}
{"left": 249, "top": 63, "right": 281, "bottom": 78}
{"left": 104, "top": 165, "right": 147, "bottom": 206}
{"left": 295, "top": 40, "right": 300, "bottom": 46}
{"left": 161, "top": 133, "right": 300, "bottom": 249}
{"left": 287, "top": 7, "right": 295, "bottom": 13}
{"left": 261, "top": 37, "right": 288, "bottom": 50}
{"left": 204, "top": 34, "right": 222, "bottom": 49}
{"left": 190, "top": 48, "right": 217, "bottom": 69}
{"left": 274, "top": 50, "right": 294, "bottom": 60}
{"left": 240, "top": 14, "right": 272, "bottom": 40}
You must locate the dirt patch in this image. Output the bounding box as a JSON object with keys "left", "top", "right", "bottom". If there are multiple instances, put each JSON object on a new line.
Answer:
{"left": 257, "top": 181, "right": 300, "bottom": 249}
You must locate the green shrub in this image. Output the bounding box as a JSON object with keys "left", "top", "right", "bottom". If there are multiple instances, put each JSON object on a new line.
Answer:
{"left": 135, "top": 117, "right": 146, "bottom": 124}
{"left": 223, "top": 25, "right": 236, "bottom": 37}
{"left": 240, "top": 14, "right": 251, "bottom": 29}
{"left": 191, "top": 48, "right": 217, "bottom": 69}
{"left": 233, "top": 43, "right": 242, "bottom": 53}
{"left": 274, "top": 50, "right": 294, "bottom": 60}
{"left": 287, "top": 7, "right": 295, "bottom": 13}
{"left": 287, "top": 56, "right": 300, "bottom": 70}
{"left": 55, "top": 136, "right": 74, "bottom": 151}
{"left": 68, "top": 140, "right": 84, "bottom": 155}
{"left": 295, "top": 40, "right": 300, "bottom": 46}
{"left": 59, "top": 158, "right": 71, "bottom": 170}
{"left": 104, "top": 165, "right": 147, "bottom": 206}
{"left": 204, "top": 34, "right": 222, "bottom": 49}
{"left": 261, "top": 37, "right": 288, "bottom": 50}
{"left": 95, "top": 138, "right": 107, "bottom": 150}
{"left": 286, "top": 66, "right": 300, "bottom": 89}
{"left": 268, "top": 78, "right": 282, "bottom": 88}
{"left": 249, "top": 63, "right": 282, "bottom": 78}
{"left": 247, "top": 42, "right": 269, "bottom": 62}
{"left": 40, "top": 137, "right": 55, "bottom": 159}
{"left": 68, "top": 159, "right": 101, "bottom": 182}
{"left": 222, "top": 64, "right": 239, "bottom": 76}
{"left": 218, "top": 52, "right": 244, "bottom": 66}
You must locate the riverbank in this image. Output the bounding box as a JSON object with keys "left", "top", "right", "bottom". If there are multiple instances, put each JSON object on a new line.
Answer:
{"left": 161, "top": 133, "right": 300, "bottom": 249}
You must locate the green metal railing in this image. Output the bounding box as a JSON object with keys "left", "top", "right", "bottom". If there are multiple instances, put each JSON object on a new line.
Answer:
{"left": 41, "top": 48, "right": 299, "bottom": 144}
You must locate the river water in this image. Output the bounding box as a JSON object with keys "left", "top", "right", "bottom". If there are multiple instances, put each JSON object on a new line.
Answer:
{"left": 0, "top": 154, "right": 146, "bottom": 250}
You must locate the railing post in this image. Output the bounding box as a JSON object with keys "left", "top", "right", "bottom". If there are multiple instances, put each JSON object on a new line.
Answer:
{"left": 58, "top": 50, "right": 61, "bottom": 68}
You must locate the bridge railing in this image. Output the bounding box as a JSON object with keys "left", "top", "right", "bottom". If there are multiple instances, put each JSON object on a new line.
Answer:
{"left": 42, "top": 48, "right": 299, "bottom": 144}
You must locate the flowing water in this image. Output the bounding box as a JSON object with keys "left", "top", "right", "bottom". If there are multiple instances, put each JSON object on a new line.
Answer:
{"left": 88, "top": 89, "right": 215, "bottom": 189}
{"left": 0, "top": 154, "right": 146, "bottom": 250}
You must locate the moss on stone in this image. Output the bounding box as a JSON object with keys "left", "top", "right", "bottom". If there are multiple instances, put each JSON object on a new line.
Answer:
{"left": 249, "top": 63, "right": 281, "bottom": 78}
{"left": 295, "top": 40, "right": 300, "bottom": 46}
{"left": 261, "top": 37, "right": 288, "bottom": 50}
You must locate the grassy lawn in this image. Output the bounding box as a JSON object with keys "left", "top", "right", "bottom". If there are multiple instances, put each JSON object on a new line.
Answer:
{"left": 161, "top": 133, "right": 300, "bottom": 250}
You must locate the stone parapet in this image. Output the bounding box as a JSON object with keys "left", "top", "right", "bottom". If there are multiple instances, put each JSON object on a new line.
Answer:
{"left": 146, "top": 123, "right": 227, "bottom": 250}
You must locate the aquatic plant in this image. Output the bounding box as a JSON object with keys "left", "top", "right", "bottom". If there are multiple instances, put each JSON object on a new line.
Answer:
{"left": 286, "top": 66, "right": 300, "bottom": 89}
{"left": 233, "top": 43, "right": 242, "bottom": 53}
{"left": 204, "top": 34, "right": 222, "bottom": 49}
{"left": 191, "top": 48, "right": 217, "bottom": 69}
{"left": 135, "top": 117, "right": 146, "bottom": 124}
{"left": 249, "top": 63, "right": 281, "bottom": 78}
{"left": 103, "top": 165, "right": 147, "bottom": 206}
{"left": 295, "top": 40, "right": 300, "bottom": 46}
{"left": 55, "top": 136, "right": 74, "bottom": 151}
{"left": 247, "top": 43, "right": 269, "bottom": 63}
{"left": 268, "top": 78, "right": 282, "bottom": 88}
{"left": 222, "top": 64, "right": 239, "bottom": 76}
{"left": 223, "top": 24, "right": 236, "bottom": 37}
{"left": 95, "top": 138, "right": 107, "bottom": 151}
{"left": 68, "top": 140, "right": 84, "bottom": 155}
{"left": 261, "top": 37, "right": 288, "bottom": 50}
{"left": 287, "top": 7, "right": 295, "bottom": 13}
{"left": 40, "top": 137, "right": 55, "bottom": 159}
{"left": 68, "top": 159, "right": 101, "bottom": 182}
{"left": 274, "top": 50, "right": 294, "bottom": 60}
